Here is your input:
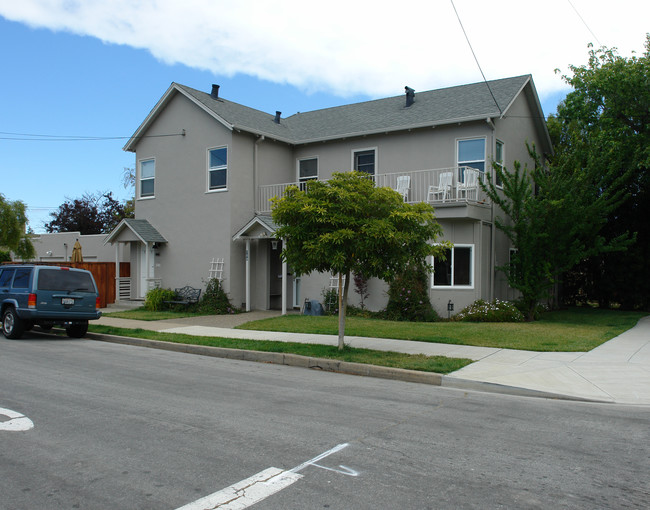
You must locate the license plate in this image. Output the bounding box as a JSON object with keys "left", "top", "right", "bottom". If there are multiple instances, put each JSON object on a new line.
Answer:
{"left": 62, "top": 297, "right": 75, "bottom": 305}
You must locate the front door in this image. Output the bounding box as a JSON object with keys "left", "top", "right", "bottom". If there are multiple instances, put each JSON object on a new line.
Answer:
{"left": 139, "top": 243, "right": 155, "bottom": 299}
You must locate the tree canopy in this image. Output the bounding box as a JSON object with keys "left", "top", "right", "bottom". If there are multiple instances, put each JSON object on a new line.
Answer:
{"left": 0, "top": 194, "right": 35, "bottom": 260}
{"left": 549, "top": 35, "right": 650, "bottom": 309}
{"left": 271, "top": 171, "right": 447, "bottom": 348}
{"left": 45, "top": 191, "right": 133, "bottom": 235}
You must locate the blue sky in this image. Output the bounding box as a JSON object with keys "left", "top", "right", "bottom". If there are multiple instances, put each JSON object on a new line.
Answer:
{"left": 1, "top": 1, "right": 647, "bottom": 232}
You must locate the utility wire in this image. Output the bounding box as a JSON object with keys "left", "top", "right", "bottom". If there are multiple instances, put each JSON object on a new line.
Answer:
{"left": 0, "top": 132, "right": 184, "bottom": 142}
{"left": 450, "top": 0, "right": 503, "bottom": 116}
{"left": 567, "top": 0, "right": 602, "bottom": 47}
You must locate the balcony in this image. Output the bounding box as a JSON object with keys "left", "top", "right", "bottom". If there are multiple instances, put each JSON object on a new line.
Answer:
{"left": 256, "top": 167, "right": 491, "bottom": 217}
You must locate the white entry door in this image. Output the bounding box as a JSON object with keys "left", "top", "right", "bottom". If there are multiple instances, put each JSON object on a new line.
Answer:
{"left": 139, "top": 243, "right": 155, "bottom": 298}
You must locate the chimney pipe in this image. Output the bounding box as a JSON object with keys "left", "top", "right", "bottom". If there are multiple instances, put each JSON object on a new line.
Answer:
{"left": 274, "top": 111, "right": 281, "bottom": 124}
{"left": 405, "top": 86, "right": 415, "bottom": 107}
{"left": 211, "top": 84, "right": 220, "bottom": 99}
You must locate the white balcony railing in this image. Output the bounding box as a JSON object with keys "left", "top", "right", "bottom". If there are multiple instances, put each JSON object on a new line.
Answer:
{"left": 256, "top": 167, "right": 489, "bottom": 214}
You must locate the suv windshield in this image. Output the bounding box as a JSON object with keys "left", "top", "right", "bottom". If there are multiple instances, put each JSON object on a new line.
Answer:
{"left": 38, "top": 269, "right": 95, "bottom": 292}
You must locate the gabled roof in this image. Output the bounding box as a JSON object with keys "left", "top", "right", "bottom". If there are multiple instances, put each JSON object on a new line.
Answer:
{"left": 232, "top": 215, "right": 278, "bottom": 241}
{"left": 104, "top": 218, "right": 167, "bottom": 245}
{"left": 125, "top": 75, "right": 551, "bottom": 152}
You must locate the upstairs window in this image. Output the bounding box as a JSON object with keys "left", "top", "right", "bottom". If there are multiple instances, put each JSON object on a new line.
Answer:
{"left": 140, "top": 159, "right": 155, "bottom": 198}
{"left": 432, "top": 245, "right": 474, "bottom": 288}
{"left": 494, "top": 140, "right": 504, "bottom": 188}
{"left": 298, "top": 158, "right": 318, "bottom": 183}
{"left": 353, "top": 149, "right": 376, "bottom": 175}
{"left": 208, "top": 147, "right": 228, "bottom": 191}
{"left": 458, "top": 138, "right": 485, "bottom": 182}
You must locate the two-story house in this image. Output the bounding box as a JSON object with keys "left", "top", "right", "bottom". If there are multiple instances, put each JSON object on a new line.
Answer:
{"left": 106, "top": 75, "right": 552, "bottom": 315}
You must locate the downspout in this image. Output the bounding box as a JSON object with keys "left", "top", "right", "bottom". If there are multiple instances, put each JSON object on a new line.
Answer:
{"left": 486, "top": 117, "right": 496, "bottom": 301}
{"left": 254, "top": 135, "right": 265, "bottom": 212}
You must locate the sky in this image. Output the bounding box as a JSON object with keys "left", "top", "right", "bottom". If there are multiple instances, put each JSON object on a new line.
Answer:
{"left": 1, "top": 0, "right": 648, "bottom": 233}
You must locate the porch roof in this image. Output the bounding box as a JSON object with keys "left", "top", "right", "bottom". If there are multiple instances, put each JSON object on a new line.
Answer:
{"left": 104, "top": 218, "right": 168, "bottom": 245}
{"left": 232, "top": 215, "right": 278, "bottom": 241}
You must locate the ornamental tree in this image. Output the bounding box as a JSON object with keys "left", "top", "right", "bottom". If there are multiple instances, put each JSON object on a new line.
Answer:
{"left": 0, "top": 194, "right": 35, "bottom": 260}
{"left": 271, "top": 171, "right": 447, "bottom": 349}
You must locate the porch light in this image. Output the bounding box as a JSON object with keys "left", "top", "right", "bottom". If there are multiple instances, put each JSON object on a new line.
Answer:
{"left": 271, "top": 240, "right": 278, "bottom": 250}
{"left": 447, "top": 299, "right": 454, "bottom": 319}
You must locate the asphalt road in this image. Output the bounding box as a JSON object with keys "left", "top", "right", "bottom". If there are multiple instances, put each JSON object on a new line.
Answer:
{"left": 1, "top": 332, "right": 649, "bottom": 509}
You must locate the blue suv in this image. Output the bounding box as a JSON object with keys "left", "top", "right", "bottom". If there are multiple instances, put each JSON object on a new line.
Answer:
{"left": 1, "top": 264, "right": 102, "bottom": 339}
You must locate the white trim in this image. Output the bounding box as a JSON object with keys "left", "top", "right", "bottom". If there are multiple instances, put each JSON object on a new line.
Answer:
{"left": 351, "top": 146, "right": 378, "bottom": 174}
{"left": 431, "top": 244, "right": 475, "bottom": 289}
{"left": 138, "top": 157, "right": 156, "bottom": 199}
{"left": 206, "top": 145, "right": 229, "bottom": 192}
{"left": 494, "top": 139, "right": 505, "bottom": 188}
{"left": 297, "top": 155, "right": 319, "bottom": 182}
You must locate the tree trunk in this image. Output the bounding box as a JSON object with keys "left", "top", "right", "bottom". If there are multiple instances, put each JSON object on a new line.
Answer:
{"left": 337, "top": 270, "right": 351, "bottom": 350}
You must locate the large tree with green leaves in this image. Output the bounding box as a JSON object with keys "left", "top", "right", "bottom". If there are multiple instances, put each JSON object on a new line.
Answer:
{"left": 45, "top": 191, "right": 133, "bottom": 235}
{"left": 483, "top": 145, "right": 632, "bottom": 321}
{"left": 0, "top": 194, "right": 35, "bottom": 260}
{"left": 549, "top": 35, "right": 650, "bottom": 309}
{"left": 272, "top": 171, "right": 447, "bottom": 349}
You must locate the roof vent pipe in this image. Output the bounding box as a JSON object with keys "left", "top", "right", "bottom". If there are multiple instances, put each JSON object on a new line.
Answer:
{"left": 211, "top": 84, "right": 220, "bottom": 99}
{"left": 405, "top": 86, "right": 415, "bottom": 107}
{"left": 274, "top": 111, "right": 281, "bottom": 124}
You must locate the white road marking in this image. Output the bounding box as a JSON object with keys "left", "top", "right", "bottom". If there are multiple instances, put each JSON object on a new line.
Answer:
{"left": 0, "top": 407, "right": 34, "bottom": 431}
{"left": 175, "top": 468, "right": 303, "bottom": 510}
{"left": 176, "top": 443, "right": 355, "bottom": 510}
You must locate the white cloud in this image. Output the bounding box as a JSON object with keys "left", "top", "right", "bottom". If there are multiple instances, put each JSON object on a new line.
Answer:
{"left": 1, "top": 0, "right": 648, "bottom": 102}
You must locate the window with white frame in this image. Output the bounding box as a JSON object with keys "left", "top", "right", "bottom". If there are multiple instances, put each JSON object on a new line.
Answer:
{"left": 458, "top": 138, "right": 485, "bottom": 182}
{"left": 208, "top": 147, "right": 228, "bottom": 190}
{"left": 494, "top": 140, "right": 504, "bottom": 187}
{"left": 298, "top": 157, "right": 318, "bottom": 183}
{"left": 432, "top": 245, "right": 474, "bottom": 288}
{"left": 353, "top": 148, "right": 376, "bottom": 175}
{"left": 140, "top": 159, "right": 155, "bottom": 198}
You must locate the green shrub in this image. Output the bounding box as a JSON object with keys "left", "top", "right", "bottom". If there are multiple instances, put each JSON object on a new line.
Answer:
{"left": 321, "top": 288, "right": 339, "bottom": 314}
{"left": 198, "top": 278, "right": 238, "bottom": 314}
{"left": 144, "top": 287, "right": 177, "bottom": 311}
{"left": 455, "top": 299, "right": 524, "bottom": 322}
{"left": 513, "top": 299, "right": 550, "bottom": 321}
{"left": 0, "top": 250, "right": 11, "bottom": 262}
{"left": 385, "top": 262, "right": 438, "bottom": 322}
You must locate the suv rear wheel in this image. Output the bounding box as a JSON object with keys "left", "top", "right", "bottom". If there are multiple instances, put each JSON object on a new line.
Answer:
{"left": 2, "top": 308, "right": 25, "bottom": 339}
{"left": 66, "top": 322, "right": 88, "bottom": 338}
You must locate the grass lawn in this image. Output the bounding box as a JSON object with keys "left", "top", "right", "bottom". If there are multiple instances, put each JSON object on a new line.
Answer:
{"left": 102, "top": 308, "right": 202, "bottom": 321}
{"left": 88, "top": 325, "right": 472, "bottom": 374}
{"left": 237, "top": 307, "right": 647, "bottom": 352}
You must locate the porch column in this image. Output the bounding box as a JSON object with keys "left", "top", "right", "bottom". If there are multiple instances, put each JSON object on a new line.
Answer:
{"left": 245, "top": 239, "right": 251, "bottom": 312}
{"left": 114, "top": 243, "right": 120, "bottom": 303}
{"left": 281, "top": 238, "right": 287, "bottom": 315}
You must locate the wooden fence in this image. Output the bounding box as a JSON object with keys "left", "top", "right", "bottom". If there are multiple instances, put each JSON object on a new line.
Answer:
{"left": 6, "top": 262, "right": 130, "bottom": 308}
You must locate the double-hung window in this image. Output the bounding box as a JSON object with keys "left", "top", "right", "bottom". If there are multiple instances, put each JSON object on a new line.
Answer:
{"left": 140, "top": 159, "right": 155, "bottom": 198}
{"left": 458, "top": 138, "right": 485, "bottom": 182}
{"left": 432, "top": 245, "right": 474, "bottom": 288}
{"left": 208, "top": 147, "right": 228, "bottom": 191}
{"left": 298, "top": 157, "right": 318, "bottom": 184}
{"left": 353, "top": 148, "right": 376, "bottom": 175}
{"left": 494, "top": 140, "right": 504, "bottom": 187}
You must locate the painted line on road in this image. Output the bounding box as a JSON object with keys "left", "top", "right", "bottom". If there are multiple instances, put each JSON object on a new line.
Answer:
{"left": 0, "top": 407, "right": 34, "bottom": 432}
{"left": 176, "top": 443, "right": 355, "bottom": 510}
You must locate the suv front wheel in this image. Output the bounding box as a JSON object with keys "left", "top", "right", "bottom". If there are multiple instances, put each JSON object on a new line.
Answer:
{"left": 2, "top": 308, "right": 25, "bottom": 339}
{"left": 66, "top": 322, "right": 88, "bottom": 338}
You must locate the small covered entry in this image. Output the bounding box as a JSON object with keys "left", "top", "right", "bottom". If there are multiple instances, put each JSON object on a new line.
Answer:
{"left": 104, "top": 218, "right": 168, "bottom": 302}
{"left": 233, "top": 215, "right": 291, "bottom": 314}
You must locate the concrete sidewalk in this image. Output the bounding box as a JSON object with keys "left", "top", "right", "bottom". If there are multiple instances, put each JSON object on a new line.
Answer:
{"left": 96, "top": 311, "right": 650, "bottom": 406}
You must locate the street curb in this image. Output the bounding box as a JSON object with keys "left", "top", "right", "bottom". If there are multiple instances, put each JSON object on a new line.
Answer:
{"left": 86, "top": 332, "right": 597, "bottom": 402}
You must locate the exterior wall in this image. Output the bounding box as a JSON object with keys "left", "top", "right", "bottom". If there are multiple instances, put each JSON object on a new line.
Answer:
{"left": 30, "top": 232, "right": 128, "bottom": 263}
{"left": 133, "top": 93, "right": 236, "bottom": 298}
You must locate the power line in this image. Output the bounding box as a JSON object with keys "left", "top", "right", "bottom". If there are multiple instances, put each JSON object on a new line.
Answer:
{"left": 450, "top": 0, "right": 503, "bottom": 116}
{"left": 567, "top": 0, "right": 602, "bottom": 47}
{"left": 0, "top": 131, "right": 184, "bottom": 142}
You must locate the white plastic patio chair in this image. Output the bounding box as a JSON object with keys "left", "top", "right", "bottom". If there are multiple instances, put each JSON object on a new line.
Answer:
{"left": 395, "top": 175, "right": 410, "bottom": 201}
{"left": 427, "top": 171, "right": 453, "bottom": 202}
{"left": 457, "top": 168, "right": 480, "bottom": 201}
